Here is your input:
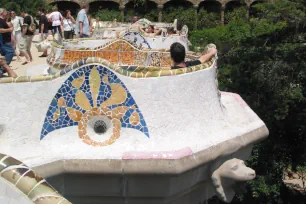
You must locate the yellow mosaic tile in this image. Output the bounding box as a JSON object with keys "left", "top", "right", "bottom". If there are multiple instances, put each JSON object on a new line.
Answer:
{"left": 102, "top": 84, "right": 127, "bottom": 107}
{"left": 75, "top": 90, "right": 91, "bottom": 111}
{"left": 71, "top": 74, "right": 85, "bottom": 88}
{"left": 67, "top": 107, "right": 83, "bottom": 122}
{"left": 130, "top": 111, "right": 140, "bottom": 126}
{"left": 89, "top": 67, "right": 101, "bottom": 107}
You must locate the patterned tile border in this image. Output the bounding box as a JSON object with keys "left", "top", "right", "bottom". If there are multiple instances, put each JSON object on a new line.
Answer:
{"left": 53, "top": 35, "right": 144, "bottom": 51}
{"left": 0, "top": 153, "right": 71, "bottom": 203}
{"left": 0, "top": 57, "right": 215, "bottom": 84}
{"left": 0, "top": 54, "right": 216, "bottom": 84}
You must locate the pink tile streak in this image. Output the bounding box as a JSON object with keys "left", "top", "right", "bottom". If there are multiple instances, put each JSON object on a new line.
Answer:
{"left": 122, "top": 147, "right": 193, "bottom": 160}
{"left": 221, "top": 92, "right": 248, "bottom": 108}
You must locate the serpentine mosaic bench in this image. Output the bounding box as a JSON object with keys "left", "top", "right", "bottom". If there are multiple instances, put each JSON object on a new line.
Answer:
{"left": 47, "top": 38, "right": 195, "bottom": 73}
{"left": 0, "top": 44, "right": 268, "bottom": 203}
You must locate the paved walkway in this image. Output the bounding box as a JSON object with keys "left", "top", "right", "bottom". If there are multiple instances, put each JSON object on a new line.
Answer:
{"left": 10, "top": 45, "right": 50, "bottom": 76}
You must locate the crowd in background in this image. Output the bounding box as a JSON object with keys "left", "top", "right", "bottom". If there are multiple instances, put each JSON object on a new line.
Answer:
{"left": 0, "top": 4, "right": 94, "bottom": 78}
{"left": 0, "top": 3, "right": 215, "bottom": 78}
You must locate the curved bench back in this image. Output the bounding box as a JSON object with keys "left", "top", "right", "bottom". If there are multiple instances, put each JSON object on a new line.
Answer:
{"left": 0, "top": 153, "right": 71, "bottom": 204}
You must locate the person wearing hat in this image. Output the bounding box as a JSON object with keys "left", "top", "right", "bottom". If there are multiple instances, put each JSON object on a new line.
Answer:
{"left": 0, "top": 8, "right": 15, "bottom": 66}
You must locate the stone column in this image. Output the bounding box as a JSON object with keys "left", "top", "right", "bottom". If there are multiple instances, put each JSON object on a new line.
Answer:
{"left": 194, "top": 4, "right": 199, "bottom": 30}
{"left": 246, "top": 5, "right": 250, "bottom": 20}
{"left": 79, "top": 1, "right": 87, "bottom": 9}
{"left": 158, "top": 4, "right": 164, "bottom": 22}
{"left": 120, "top": 6, "right": 125, "bottom": 22}
{"left": 221, "top": 4, "right": 225, "bottom": 25}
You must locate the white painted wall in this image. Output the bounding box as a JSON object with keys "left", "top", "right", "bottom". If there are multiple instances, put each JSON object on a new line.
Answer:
{"left": 0, "top": 64, "right": 265, "bottom": 168}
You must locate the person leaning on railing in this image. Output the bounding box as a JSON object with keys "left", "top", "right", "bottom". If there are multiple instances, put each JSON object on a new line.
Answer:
{"left": 170, "top": 42, "right": 217, "bottom": 69}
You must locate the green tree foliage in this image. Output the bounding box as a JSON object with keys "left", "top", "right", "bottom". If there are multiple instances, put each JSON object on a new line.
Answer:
{"left": 224, "top": 7, "right": 248, "bottom": 24}
{"left": 197, "top": 9, "right": 220, "bottom": 29}
{"left": 163, "top": 7, "right": 197, "bottom": 30}
{"left": 95, "top": 9, "right": 121, "bottom": 22}
{"left": 190, "top": 1, "right": 306, "bottom": 203}
{"left": 0, "top": 0, "right": 44, "bottom": 16}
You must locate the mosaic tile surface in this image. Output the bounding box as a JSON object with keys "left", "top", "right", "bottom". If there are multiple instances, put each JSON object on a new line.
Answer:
{"left": 49, "top": 39, "right": 176, "bottom": 68}
{"left": 41, "top": 65, "right": 149, "bottom": 147}
{"left": 0, "top": 153, "right": 71, "bottom": 203}
{"left": 122, "top": 32, "right": 151, "bottom": 49}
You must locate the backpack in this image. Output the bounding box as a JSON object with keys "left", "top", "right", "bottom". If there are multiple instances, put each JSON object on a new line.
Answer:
{"left": 28, "top": 16, "right": 38, "bottom": 33}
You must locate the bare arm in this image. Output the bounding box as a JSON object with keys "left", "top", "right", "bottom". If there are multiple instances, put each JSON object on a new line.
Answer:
{"left": 89, "top": 19, "right": 93, "bottom": 32}
{"left": 41, "top": 23, "right": 44, "bottom": 34}
{"left": 79, "top": 22, "right": 83, "bottom": 35}
{"left": 0, "top": 27, "right": 13, "bottom": 33}
{"left": 70, "top": 16, "right": 76, "bottom": 24}
{"left": 60, "top": 13, "right": 63, "bottom": 24}
{"left": 199, "top": 48, "right": 217, "bottom": 64}
{"left": 138, "top": 26, "right": 145, "bottom": 33}
{"left": 22, "top": 25, "right": 27, "bottom": 36}
{"left": 7, "top": 22, "right": 13, "bottom": 28}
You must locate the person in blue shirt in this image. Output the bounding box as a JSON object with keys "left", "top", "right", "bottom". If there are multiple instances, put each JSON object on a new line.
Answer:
{"left": 75, "top": 4, "right": 90, "bottom": 38}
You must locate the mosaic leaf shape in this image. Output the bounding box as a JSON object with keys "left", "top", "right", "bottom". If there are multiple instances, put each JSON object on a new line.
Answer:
{"left": 40, "top": 65, "right": 149, "bottom": 145}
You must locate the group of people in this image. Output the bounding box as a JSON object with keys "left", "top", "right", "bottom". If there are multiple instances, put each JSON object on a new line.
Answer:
{"left": 0, "top": 4, "right": 217, "bottom": 78}
{"left": 44, "top": 5, "right": 95, "bottom": 39}
{"left": 0, "top": 4, "right": 94, "bottom": 78}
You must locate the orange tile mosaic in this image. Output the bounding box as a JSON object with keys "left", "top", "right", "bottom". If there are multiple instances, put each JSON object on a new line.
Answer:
{"left": 120, "top": 52, "right": 135, "bottom": 65}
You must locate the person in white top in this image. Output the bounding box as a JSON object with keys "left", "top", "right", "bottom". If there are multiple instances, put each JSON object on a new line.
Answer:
{"left": 48, "top": 6, "right": 63, "bottom": 37}
{"left": 63, "top": 10, "right": 75, "bottom": 39}
{"left": 10, "top": 11, "right": 23, "bottom": 60}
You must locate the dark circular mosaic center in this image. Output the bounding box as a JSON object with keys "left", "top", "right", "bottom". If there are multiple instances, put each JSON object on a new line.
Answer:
{"left": 94, "top": 120, "right": 108, "bottom": 134}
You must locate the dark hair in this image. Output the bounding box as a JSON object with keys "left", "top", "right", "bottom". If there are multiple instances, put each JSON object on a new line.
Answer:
{"left": 39, "top": 8, "right": 45, "bottom": 13}
{"left": 177, "top": 20, "right": 184, "bottom": 31}
{"left": 149, "top": 25, "right": 154, "bottom": 30}
{"left": 64, "top": 10, "right": 70, "bottom": 18}
{"left": 170, "top": 42, "right": 185, "bottom": 64}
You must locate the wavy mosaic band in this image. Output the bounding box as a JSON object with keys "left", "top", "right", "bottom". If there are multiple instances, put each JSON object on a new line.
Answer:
{"left": 0, "top": 56, "right": 215, "bottom": 84}
{"left": 48, "top": 35, "right": 192, "bottom": 69}
{"left": 0, "top": 153, "right": 71, "bottom": 204}
{"left": 48, "top": 38, "right": 176, "bottom": 68}
{"left": 52, "top": 33, "right": 148, "bottom": 50}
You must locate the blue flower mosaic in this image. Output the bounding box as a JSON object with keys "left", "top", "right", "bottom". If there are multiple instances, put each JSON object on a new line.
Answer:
{"left": 41, "top": 65, "right": 149, "bottom": 146}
